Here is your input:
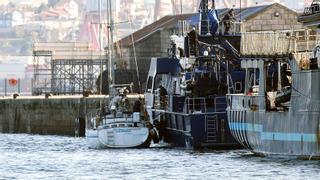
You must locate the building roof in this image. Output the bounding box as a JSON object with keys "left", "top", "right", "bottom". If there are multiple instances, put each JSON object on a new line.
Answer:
{"left": 117, "top": 13, "right": 195, "bottom": 47}
{"left": 117, "top": 3, "right": 297, "bottom": 47}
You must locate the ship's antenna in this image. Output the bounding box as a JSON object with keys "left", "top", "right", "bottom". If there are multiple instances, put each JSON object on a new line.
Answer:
{"left": 180, "top": 0, "right": 183, "bottom": 15}
{"left": 240, "top": 0, "right": 242, "bottom": 22}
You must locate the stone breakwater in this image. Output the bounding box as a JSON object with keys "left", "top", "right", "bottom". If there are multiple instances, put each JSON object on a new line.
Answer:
{"left": 0, "top": 95, "right": 141, "bottom": 136}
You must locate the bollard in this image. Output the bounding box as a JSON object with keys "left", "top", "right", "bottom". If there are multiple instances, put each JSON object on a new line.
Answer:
{"left": 45, "top": 93, "right": 51, "bottom": 99}
{"left": 13, "top": 93, "right": 19, "bottom": 99}
{"left": 5, "top": 78, "right": 7, "bottom": 96}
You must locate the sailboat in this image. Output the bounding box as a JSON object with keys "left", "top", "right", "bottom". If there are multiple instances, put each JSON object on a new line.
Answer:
{"left": 86, "top": 0, "right": 155, "bottom": 149}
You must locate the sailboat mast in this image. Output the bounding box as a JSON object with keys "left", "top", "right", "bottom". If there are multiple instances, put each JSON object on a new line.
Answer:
{"left": 99, "top": 0, "right": 103, "bottom": 95}
{"left": 107, "top": 0, "right": 115, "bottom": 97}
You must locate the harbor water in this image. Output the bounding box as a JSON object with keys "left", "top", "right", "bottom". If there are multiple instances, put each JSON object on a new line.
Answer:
{"left": 0, "top": 134, "right": 319, "bottom": 179}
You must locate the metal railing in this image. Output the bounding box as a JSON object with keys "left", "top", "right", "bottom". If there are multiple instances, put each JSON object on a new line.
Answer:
{"left": 241, "top": 29, "right": 320, "bottom": 55}
{"left": 228, "top": 94, "right": 265, "bottom": 111}
{"left": 303, "top": 3, "right": 320, "bottom": 16}
{"left": 219, "top": 21, "right": 245, "bottom": 35}
{"left": 185, "top": 96, "right": 227, "bottom": 114}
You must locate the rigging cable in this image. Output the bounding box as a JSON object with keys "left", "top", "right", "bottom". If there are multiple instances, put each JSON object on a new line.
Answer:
{"left": 129, "top": 18, "right": 142, "bottom": 93}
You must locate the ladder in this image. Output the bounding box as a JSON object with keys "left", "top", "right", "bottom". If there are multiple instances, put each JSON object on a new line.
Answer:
{"left": 200, "top": 18, "right": 209, "bottom": 35}
{"left": 228, "top": 74, "right": 235, "bottom": 93}
{"left": 107, "top": 130, "right": 114, "bottom": 145}
{"left": 206, "top": 115, "right": 218, "bottom": 143}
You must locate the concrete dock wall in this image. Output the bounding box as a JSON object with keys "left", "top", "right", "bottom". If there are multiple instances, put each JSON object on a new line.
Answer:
{"left": 0, "top": 95, "right": 140, "bottom": 136}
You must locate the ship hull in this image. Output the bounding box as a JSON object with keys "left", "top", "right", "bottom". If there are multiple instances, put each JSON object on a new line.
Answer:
{"left": 97, "top": 126, "right": 151, "bottom": 148}
{"left": 227, "top": 100, "right": 320, "bottom": 159}
{"left": 158, "top": 112, "right": 240, "bottom": 150}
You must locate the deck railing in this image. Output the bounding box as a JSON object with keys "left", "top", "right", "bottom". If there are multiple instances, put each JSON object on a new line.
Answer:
{"left": 219, "top": 21, "right": 245, "bottom": 35}
{"left": 227, "top": 94, "right": 265, "bottom": 111}
{"left": 302, "top": 3, "right": 320, "bottom": 16}
{"left": 185, "top": 96, "right": 226, "bottom": 114}
{"left": 241, "top": 29, "right": 320, "bottom": 55}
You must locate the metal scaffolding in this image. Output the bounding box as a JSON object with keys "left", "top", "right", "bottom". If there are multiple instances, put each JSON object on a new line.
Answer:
{"left": 33, "top": 42, "right": 107, "bottom": 95}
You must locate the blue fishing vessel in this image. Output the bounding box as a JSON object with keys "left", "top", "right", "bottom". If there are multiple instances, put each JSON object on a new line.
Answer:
{"left": 145, "top": 0, "right": 245, "bottom": 149}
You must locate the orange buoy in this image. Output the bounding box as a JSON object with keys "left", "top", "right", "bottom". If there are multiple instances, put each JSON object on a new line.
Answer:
{"left": 8, "top": 78, "right": 18, "bottom": 86}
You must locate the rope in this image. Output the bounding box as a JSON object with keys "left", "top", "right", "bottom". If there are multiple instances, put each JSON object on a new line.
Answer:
{"left": 197, "top": 40, "right": 226, "bottom": 51}
{"left": 129, "top": 19, "right": 142, "bottom": 93}
{"left": 291, "top": 86, "right": 320, "bottom": 103}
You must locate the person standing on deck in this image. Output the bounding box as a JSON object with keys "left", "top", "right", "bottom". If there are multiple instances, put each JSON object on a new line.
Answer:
{"left": 222, "top": 9, "right": 236, "bottom": 34}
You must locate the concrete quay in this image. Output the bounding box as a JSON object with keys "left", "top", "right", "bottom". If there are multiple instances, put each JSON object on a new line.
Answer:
{"left": 0, "top": 94, "right": 141, "bottom": 136}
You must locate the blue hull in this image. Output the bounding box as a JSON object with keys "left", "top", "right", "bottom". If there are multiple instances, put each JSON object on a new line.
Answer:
{"left": 157, "top": 112, "right": 240, "bottom": 149}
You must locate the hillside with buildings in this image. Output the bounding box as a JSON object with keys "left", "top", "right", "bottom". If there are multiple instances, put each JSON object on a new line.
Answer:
{"left": 0, "top": 0, "right": 308, "bottom": 56}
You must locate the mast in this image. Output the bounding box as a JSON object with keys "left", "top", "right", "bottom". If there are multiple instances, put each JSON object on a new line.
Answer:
{"left": 99, "top": 0, "right": 103, "bottom": 95}
{"left": 107, "top": 0, "right": 115, "bottom": 98}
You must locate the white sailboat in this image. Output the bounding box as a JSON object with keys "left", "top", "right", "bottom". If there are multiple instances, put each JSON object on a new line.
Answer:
{"left": 86, "top": 0, "right": 155, "bottom": 149}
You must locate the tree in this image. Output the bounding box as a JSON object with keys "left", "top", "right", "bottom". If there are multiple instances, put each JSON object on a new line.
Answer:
{"left": 36, "top": 3, "right": 49, "bottom": 14}
{"left": 48, "top": 0, "right": 61, "bottom": 7}
{"left": 14, "top": 27, "right": 25, "bottom": 38}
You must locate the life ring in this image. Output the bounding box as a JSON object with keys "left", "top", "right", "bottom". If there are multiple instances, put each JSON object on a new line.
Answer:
{"left": 8, "top": 78, "right": 18, "bottom": 86}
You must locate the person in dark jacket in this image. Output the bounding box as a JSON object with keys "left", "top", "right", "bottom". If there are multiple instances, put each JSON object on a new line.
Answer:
{"left": 133, "top": 97, "right": 142, "bottom": 112}
{"left": 158, "top": 85, "right": 168, "bottom": 109}
{"left": 222, "top": 9, "right": 236, "bottom": 34}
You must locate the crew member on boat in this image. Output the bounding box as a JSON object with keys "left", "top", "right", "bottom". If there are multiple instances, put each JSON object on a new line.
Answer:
{"left": 119, "top": 88, "right": 130, "bottom": 113}
{"left": 222, "top": 9, "right": 236, "bottom": 35}
{"left": 158, "top": 85, "right": 168, "bottom": 109}
{"left": 188, "top": 27, "right": 198, "bottom": 56}
{"left": 281, "top": 64, "right": 291, "bottom": 87}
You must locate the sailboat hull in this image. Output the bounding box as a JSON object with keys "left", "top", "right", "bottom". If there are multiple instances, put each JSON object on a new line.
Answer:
{"left": 86, "top": 129, "right": 106, "bottom": 149}
{"left": 97, "top": 127, "right": 151, "bottom": 148}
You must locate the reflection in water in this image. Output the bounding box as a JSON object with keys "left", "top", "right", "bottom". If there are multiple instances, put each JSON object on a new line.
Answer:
{"left": 0, "top": 134, "right": 319, "bottom": 179}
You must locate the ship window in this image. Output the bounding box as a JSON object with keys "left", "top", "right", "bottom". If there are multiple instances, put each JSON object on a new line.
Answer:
{"left": 248, "top": 99, "right": 251, "bottom": 107}
{"left": 154, "top": 75, "right": 162, "bottom": 90}
{"left": 111, "top": 124, "right": 117, "bottom": 128}
{"left": 235, "top": 82, "right": 242, "bottom": 93}
{"left": 171, "top": 115, "right": 176, "bottom": 129}
{"left": 242, "top": 99, "right": 245, "bottom": 107}
{"left": 119, "top": 124, "right": 125, "bottom": 127}
{"left": 146, "top": 76, "right": 153, "bottom": 93}
{"left": 128, "top": 124, "right": 133, "bottom": 127}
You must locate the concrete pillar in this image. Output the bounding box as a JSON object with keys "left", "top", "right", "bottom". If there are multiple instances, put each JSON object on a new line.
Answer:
{"left": 4, "top": 78, "right": 7, "bottom": 96}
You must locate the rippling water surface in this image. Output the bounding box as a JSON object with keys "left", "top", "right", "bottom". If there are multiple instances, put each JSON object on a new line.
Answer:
{"left": 0, "top": 134, "right": 319, "bottom": 179}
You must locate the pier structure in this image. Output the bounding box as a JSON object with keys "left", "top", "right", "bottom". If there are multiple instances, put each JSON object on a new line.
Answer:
{"left": 0, "top": 95, "right": 141, "bottom": 136}
{"left": 33, "top": 42, "right": 107, "bottom": 95}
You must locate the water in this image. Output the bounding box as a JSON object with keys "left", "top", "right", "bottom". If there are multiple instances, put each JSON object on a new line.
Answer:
{"left": 0, "top": 134, "right": 319, "bottom": 180}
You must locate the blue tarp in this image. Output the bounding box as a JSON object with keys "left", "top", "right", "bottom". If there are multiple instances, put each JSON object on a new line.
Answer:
{"left": 187, "top": 10, "right": 219, "bottom": 34}
{"left": 188, "top": 14, "right": 200, "bottom": 26}
{"left": 208, "top": 9, "right": 219, "bottom": 34}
